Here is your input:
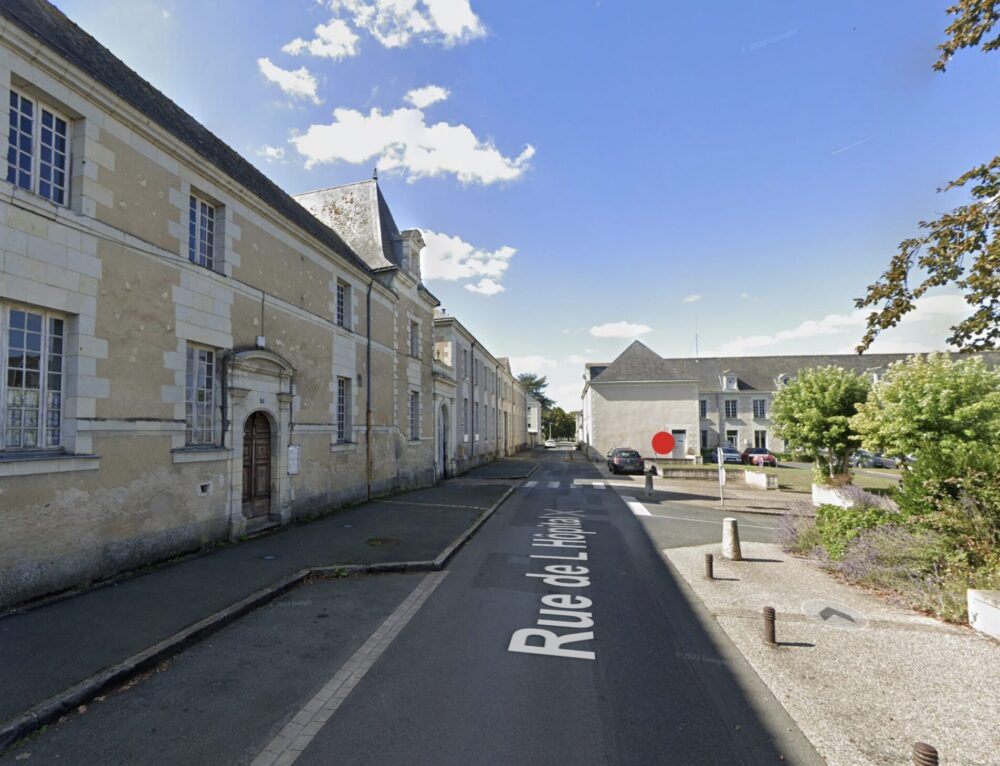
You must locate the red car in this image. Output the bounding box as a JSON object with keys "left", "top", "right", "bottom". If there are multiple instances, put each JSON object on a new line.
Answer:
{"left": 741, "top": 447, "right": 777, "bottom": 467}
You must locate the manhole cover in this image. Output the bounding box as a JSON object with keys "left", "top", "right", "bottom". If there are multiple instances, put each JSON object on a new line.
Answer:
{"left": 801, "top": 599, "right": 867, "bottom": 629}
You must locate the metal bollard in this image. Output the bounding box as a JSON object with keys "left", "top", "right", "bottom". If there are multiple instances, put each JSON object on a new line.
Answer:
{"left": 763, "top": 606, "right": 776, "bottom": 645}
{"left": 912, "top": 743, "right": 938, "bottom": 766}
{"left": 704, "top": 553, "right": 714, "bottom": 580}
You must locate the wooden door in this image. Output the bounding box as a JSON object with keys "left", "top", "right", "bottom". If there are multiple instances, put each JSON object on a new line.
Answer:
{"left": 242, "top": 412, "right": 271, "bottom": 519}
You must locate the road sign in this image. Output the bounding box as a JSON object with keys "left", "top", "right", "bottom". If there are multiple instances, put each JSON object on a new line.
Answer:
{"left": 652, "top": 431, "right": 675, "bottom": 455}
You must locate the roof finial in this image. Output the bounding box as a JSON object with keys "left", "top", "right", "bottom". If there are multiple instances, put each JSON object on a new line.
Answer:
{"left": 372, "top": 167, "right": 378, "bottom": 181}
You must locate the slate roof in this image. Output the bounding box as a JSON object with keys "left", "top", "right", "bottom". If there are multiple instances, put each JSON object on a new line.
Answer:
{"left": 0, "top": 0, "right": 373, "bottom": 274}
{"left": 293, "top": 181, "right": 401, "bottom": 271}
{"left": 590, "top": 341, "right": 1000, "bottom": 392}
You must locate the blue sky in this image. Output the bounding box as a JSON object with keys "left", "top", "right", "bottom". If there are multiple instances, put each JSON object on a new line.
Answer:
{"left": 57, "top": 0, "right": 1000, "bottom": 408}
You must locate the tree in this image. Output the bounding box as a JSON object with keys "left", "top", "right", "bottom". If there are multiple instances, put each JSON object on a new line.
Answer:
{"left": 770, "top": 366, "right": 871, "bottom": 482}
{"left": 517, "top": 373, "right": 554, "bottom": 410}
{"left": 851, "top": 353, "right": 1000, "bottom": 458}
{"left": 855, "top": 1, "right": 1000, "bottom": 352}
{"left": 542, "top": 407, "right": 576, "bottom": 439}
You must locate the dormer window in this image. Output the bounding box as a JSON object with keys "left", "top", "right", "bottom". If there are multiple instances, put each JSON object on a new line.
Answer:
{"left": 721, "top": 374, "right": 737, "bottom": 391}
{"left": 775, "top": 374, "right": 790, "bottom": 388}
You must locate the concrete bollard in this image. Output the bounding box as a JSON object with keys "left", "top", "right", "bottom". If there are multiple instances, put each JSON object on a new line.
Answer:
{"left": 704, "top": 553, "right": 714, "bottom": 580}
{"left": 763, "top": 606, "right": 776, "bottom": 645}
{"left": 644, "top": 471, "right": 653, "bottom": 497}
{"left": 722, "top": 518, "right": 742, "bottom": 560}
{"left": 912, "top": 743, "right": 938, "bottom": 766}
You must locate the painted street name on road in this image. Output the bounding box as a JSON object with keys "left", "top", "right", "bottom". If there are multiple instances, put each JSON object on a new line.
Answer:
{"left": 508, "top": 509, "right": 596, "bottom": 661}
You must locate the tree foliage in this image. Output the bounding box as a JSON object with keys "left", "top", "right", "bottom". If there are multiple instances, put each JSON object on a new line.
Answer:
{"left": 542, "top": 407, "right": 577, "bottom": 439}
{"left": 855, "top": 1, "right": 1000, "bottom": 352}
{"left": 851, "top": 353, "right": 1000, "bottom": 457}
{"left": 770, "top": 366, "right": 871, "bottom": 482}
{"left": 516, "top": 373, "right": 554, "bottom": 410}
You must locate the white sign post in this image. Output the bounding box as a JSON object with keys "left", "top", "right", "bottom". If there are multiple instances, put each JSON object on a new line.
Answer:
{"left": 717, "top": 447, "right": 726, "bottom": 509}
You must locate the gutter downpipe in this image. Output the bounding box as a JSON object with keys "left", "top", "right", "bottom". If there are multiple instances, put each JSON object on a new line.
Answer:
{"left": 366, "top": 278, "right": 374, "bottom": 500}
{"left": 470, "top": 340, "right": 477, "bottom": 466}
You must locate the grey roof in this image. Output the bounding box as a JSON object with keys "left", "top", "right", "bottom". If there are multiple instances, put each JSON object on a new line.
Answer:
{"left": 0, "top": 0, "right": 372, "bottom": 274}
{"left": 591, "top": 340, "right": 1000, "bottom": 392}
{"left": 294, "top": 181, "right": 402, "bottom": 271}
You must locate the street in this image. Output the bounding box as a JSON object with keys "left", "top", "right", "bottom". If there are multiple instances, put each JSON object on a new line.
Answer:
{"left": 4, "top": 449, "right": 821, "bottom": 765}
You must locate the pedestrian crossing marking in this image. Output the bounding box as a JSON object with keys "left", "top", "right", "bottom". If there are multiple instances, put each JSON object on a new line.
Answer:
{"left": 524, "top": 480, "right": 538, "bottom": 488}
{"left": 622, "top": 496, "right": 651, "bottom": 516}
{"left": 592, "top": 482, "right": 606, "bottom": 490}
{"left": 547, "top": 481, "right": 560, "bottom": 489}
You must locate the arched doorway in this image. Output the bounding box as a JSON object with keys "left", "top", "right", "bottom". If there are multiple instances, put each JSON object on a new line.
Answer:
{"left": 438, "top": 403, "right": 450, "bottom": 480}
{"left": 242, "top": 411, "right": 272, "bottom": 519}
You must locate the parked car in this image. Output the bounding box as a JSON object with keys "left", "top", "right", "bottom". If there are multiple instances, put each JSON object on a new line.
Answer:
{"left": 606, "top": 447, "right": 644, "bottom": 474}
{"left": 706, "top": 447, "right": 742, "bottom": 464}
{"left": 740, "top": 447, "right": 777, "bottom": 467}
{"left": 543, "top": 439, "right": 556, "bottom": 448}
{"left": 849, "top": 450, "right": 897, "bottom": 469}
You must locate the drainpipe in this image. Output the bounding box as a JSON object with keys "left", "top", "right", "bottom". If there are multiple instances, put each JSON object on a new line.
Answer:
{"left": 366, "top": 279, "right": 374, "bottom": 500}
{"left": 220, "top": 350, "right": 230, "bottom": 448}
{"left": 470, "top": 340, "right": 477, "bottom": 465}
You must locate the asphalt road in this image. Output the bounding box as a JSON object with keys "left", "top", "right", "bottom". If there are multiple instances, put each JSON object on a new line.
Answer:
{"left": 4, "top": 449, "right": 821, "bottom": 765}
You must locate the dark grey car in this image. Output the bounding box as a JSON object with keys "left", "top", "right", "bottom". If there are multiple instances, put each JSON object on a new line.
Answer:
{"left": 607, "top": 447, "right": 645, "bottom": 474}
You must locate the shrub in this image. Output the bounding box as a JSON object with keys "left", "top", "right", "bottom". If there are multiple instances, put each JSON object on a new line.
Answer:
{"left": 778, "top": 512, "right": 822, "bottom": 556}
{"left": 814, "top": 502, "right": 898, "bottom": 560}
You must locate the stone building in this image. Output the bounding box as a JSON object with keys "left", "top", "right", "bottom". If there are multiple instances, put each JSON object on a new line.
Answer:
{"left": 579, "top": 340, "right": 999, "bottom": 462}
{"left": 0, "top": 1, "right": 530, "bottom": 608}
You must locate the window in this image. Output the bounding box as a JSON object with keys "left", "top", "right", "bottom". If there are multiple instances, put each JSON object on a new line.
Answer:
{"left": 409, "top": 320, "right": 420, "bottom": 357}
{"left": 699, "top": 399, "right": 707, "bottom": 418}
{"left": 462, "top": 396, "right": 468, "bottom": 438}
{"left": 409, "top": 391, "right": 419, "bottom": 440}
{"left": 462, "top": 349, "right": 468, "bottom": 378}
{"left": 2, "top": 306, "right": 64, "bottom": 449}
{"left": 188, "top": 194, "right": 216, "bottom": 269}
{"left": 726, "top": 429, "right": 739, "bottom": 448}
{"left": 753, "top": 399, "right": 767, "bottom": 418}
{"left": 754, "top": 430, "right": 767, "bottom": 449}
{"left": 185, "top": 345, "right": 215, "bottom": 445}
{"left": 722, "top": 375, "right": 737, "bottom": 390}
{"left": 701, "top": 429, "right": 708, "bottom": 449}
{"left": 336, "top": 281, "right": 350, "bottom": 329}
{"left": 724, "top": 399, "right": 738, "bottom": 418}
{"left": 474, "top": 402, "right": 479, "bottom": 435}
{"left": 6, "top": 90, "right": 70, "bottom": 205}
{"left": 336, "top": 377, "right": 351, "bottom": 442}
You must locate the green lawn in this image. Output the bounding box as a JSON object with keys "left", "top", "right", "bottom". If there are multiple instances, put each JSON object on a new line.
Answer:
{"left": 729, "top": 464, "right": 902, "bottom": 494}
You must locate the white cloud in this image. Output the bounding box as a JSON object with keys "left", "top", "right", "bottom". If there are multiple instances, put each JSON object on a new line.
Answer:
{"left": 404, "top": 84, "right": 450, "bottom": 108}
{"left": 682, "top": 294, "right": 701, "bottom": 304}
{"left": 740, "top": 292, "right": 749, "bottom": 299}
{"left": 589, "top": 321, "right": 653, "bottom": 338}
{"left": 713, "top": 293, "right": 968, "bottom": 356}
{"left": 329, "top": 0, "right": 485, "bottom": 48}
{"left": 257, "top": 58, "right": 321, "bottom": 104}
{"left": 256, "top": 145, "right": 285, "bottom": 161}
{"left": 566, "top": 355, "right": 589, "bottom": 364}
{"left": 291, "top": 99, "right": 534, "bottom": 183}
{"left": 509, "top": 355, "right": 558, "bottom": 374}
{"left": 283, "top": 18, "right": 360, "bottom": 60}
{"left": 420, "top": 230, "right": 515, "bottom": 287}
{"left": 465, "top": 278, "right": 504, "bottom": 295}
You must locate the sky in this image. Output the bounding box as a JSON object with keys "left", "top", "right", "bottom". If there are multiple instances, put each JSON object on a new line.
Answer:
{"left": 56, "top": 0, "right": 1000, "bottom": 409}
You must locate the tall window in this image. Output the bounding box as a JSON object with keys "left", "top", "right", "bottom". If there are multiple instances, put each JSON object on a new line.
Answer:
{"left": 754, "top": 430, "right": 767, "bottom": 449}
{"left": 409, "top": 391, "right": 419, "bottom": 440}
{"left": 2, "top": 305, "right": 64, "bottom": 449}
{"left": 699, "top": 399, "right": 707, "bottom": 418}
{"left": 726, "top": 429, "right": 739, "bottom": 448}
{"left": 6, "top": 90, "right": 69, "bottom": 205}
{"left": 753, "top": 399, "right": 767, "bottom": 418}
{"left": 336, "top": 377, "right": 351, "bottom": 442}
{"left": 701, "top": 429, "right": 708, "bottom": 449}
{"left": 462, "top": 349, "right": 468, "bottom": 378}
{"left": 724, "top": 399, "right": 738, "bottom": 418}
{"left": 336, "top": 281, "right": 349, "bottom": 329}
{"left": 409, "top": 320, "right": 420, "bottom": 357}
{"left": 188, "top": 194, "right": 216, "bottom": 269}
{"left": 462, "top": 396, "right": 468, "bottom": 438}
{"left": 185, "top": 345, "right": 215, "bottom": 445}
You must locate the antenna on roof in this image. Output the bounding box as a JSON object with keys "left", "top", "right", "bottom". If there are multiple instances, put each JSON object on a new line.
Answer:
{"left": 372, "top": 167, "right": 378, "bottom": 181}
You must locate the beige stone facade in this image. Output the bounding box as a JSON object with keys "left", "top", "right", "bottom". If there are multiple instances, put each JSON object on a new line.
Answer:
{"left": 0, "top": 4, "right": 529, "bottom": 607}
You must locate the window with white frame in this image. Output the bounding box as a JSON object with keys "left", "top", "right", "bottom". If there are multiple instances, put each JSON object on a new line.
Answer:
{"left": 2, "top": 304, "right": 64, "bottom": 450}
{"left": 336, "top": 280, "right": 350, "bottom": 329}
{"left": 409, "top": 320, "right": 419, "bottom": 357}
{"left": 699, "top": 399, "right": 707, "bottom": 418}
{"left": 753, "top": 398, "right": 767, "bottom": 418}
{"left": 754, "top": 430, "right": 767, "bottom": 449}
{"left": 726, "top": 429, "right": 739, "bottom": 448}
{"left": 188, "top": 194, "right": 216, "bottom": 270}
{"left": 185, "top": 345, "right": 216, "bottom": 445}
{"left": 409, "top": 390, "right": 419, "bottom": 440}
{"left": 722, "top": 375, "right": 737, "bottom": 390}
{"left": 336, "top": 376, "right": 351, "bottom": 442}
{"left": 6, "top": 90, "right": 70, "bottom": 205}
{"left": 724, "top": 399, "right": 738, "bottom": 418}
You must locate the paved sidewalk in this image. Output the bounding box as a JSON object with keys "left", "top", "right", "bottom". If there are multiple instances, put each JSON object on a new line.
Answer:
{"left": 664, "top": 541, "right": 1000, "bottom": 766}
{"left": 0, "top": 457, "right": 535, "bottom": 747}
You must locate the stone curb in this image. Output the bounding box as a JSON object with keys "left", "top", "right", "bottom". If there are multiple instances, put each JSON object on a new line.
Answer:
{"left": 0, "top": 464, "right": 536, "bottom": 752}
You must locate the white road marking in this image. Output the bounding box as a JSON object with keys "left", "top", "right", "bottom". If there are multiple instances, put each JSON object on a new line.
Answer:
{"left": 547, "top": 481, "right": 560, "bottom": 489}
{"left": 592, "top": 482, "right": 606, "bottom": 490}
{"left": 645, "top": 513, "right": 776, "bottom": 531}
{"left": 251, "top": 570, "right": 448, "bottom": 766}
{"left": 524, "top": 480, "right": 538, "bottom": 488}
{"left": 622, "top": 496, "right": 651, "bottom": 516}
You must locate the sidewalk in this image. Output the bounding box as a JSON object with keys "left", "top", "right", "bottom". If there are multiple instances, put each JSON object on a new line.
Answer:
{"left": 0, "top": 457, "right": 536, "bottom": 749}
{"left": 664, "top": 541, "right": 1000, "bottom": 766}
